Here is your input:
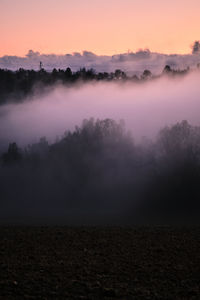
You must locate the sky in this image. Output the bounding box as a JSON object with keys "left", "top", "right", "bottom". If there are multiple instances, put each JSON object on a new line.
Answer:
{"left": 0, "top": 0, "right": 200, "bottom": 57}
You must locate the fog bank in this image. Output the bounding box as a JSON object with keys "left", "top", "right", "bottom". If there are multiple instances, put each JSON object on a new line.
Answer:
{"left": 0, "top": 71, "right": 200, "bottom": 147}
{"left": 1, "top": 49, "right": 200, "bottom": 76}
{"left": 1, "top": 72, "right": 200, "bottom": 224}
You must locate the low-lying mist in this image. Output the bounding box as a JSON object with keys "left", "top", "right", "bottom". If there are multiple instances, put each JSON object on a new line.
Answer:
{"left": 1, "top": 71, "right": 200, "bottom": 225}
{"left": 0, "top": 71, "right": 200, "bottom": 147}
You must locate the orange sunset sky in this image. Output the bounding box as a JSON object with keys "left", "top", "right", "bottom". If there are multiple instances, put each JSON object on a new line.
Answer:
{"left": 0, "top": 0, "right": 200, "bottom": 57}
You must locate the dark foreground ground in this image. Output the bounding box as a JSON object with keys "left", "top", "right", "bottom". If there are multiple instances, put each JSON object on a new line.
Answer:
{"left": 0, "top": 227, "right": 199, "bottom": 299}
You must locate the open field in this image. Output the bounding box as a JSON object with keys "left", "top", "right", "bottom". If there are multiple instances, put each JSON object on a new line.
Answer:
{"left": 0, "top": 227, "right": 199, "bottom": 299}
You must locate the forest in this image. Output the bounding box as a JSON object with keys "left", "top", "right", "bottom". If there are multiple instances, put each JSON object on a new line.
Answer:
{"left": 0, "top": 65, "right": 190, "bottom": 105}
{"left": 1, "top": 118, "right": 200, "bottom": 224}
{"left": 0, "top": 63, "right": 200, "bottom": 224}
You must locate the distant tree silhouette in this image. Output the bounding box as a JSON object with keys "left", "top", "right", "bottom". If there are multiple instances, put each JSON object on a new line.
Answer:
{"left": 2, "top": 143, "right": 22, "bottom": 164}
{"left": 141, "top": 69, "right": 152, "bottom": 79}
{"left": 65, "top": 67, "right": 72, "bottom": 79}
{"left": 114, "top": 69, "right": 126, "bottom": 80}
{"left": 163, "top": 65, "right": 172, "bottom": 74}
{"left": 0, "top": 65, "right": 193, "bottom": 105}
{"left": 192, "top": 41, "right": 200, "bottom": 54}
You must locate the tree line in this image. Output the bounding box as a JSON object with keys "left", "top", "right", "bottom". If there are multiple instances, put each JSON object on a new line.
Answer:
{"left": 0, "top": 65, "right": 190, "bottom": 105}
{"left": 1, "top": 119, "right": 200, "bottom": 224}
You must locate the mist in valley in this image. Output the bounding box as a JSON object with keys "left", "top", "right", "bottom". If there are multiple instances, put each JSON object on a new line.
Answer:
{"left": 0, "top": 71, "right": 200, "bottom": 147}
{"left": 1, "top": 71, "right": 200, "bottom": 225}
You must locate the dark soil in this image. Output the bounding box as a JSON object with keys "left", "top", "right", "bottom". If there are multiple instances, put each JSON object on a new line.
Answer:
{"left": 0, "top": 227, "right": 199, "bottom": 299}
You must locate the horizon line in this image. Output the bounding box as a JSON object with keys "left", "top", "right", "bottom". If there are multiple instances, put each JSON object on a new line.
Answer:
{"left": 0, "top": 48, "right": 197, "bottom": 58}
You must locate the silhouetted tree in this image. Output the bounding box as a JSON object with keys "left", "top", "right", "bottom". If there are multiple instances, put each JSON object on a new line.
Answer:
{"left": 192, "top": 41, "right": 200, "bottom": 54}
{"left": 114, "top": 69, "right": 126, "bottom": 80}
{"left": 2, "top": 143, "right": 22, "bottom": 164}
{"left": 163, "top": 65, "right": 172, "bottom": 74}
{"left": 0, "top": 66, "right": 192, "bottom": 105}
{"left": 65, "top": 67, "right": 72, "bottom": 79}
{"left": 141, "top": 69, "right": 152, "bottom": 79}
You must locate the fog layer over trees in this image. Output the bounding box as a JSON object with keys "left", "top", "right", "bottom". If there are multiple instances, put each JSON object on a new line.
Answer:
{"left": 1, "top": 118, "right": 200, "bottom": 225}
{"left": 0, "top": 65, "right": 195, "bottom": 104}
{"left": 0, "top": 67, "right": 200, "bottom": 224}
{"left": 0, "top": 70, "right": 200, "bottom": 147}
